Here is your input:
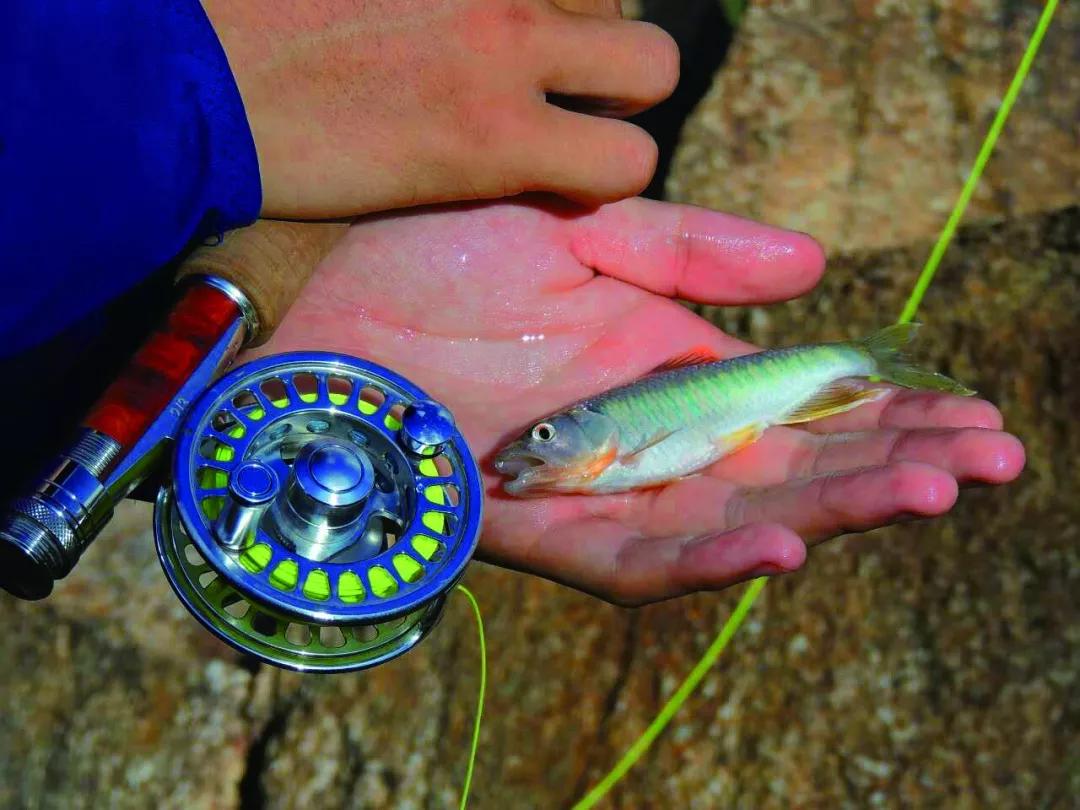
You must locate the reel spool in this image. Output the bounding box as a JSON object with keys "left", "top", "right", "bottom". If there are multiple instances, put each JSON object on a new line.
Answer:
{"left": 154, "top": 351, "right": 483, "bottom": 672}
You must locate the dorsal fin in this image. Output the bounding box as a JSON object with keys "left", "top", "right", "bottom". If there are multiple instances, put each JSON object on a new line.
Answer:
{"left": 648, "top": 345, "right": 721, "bottom": 375}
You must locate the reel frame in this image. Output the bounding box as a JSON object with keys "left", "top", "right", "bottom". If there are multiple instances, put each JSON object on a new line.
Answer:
{"left": 154, "top": 351, "right": 483, "bottom": 672}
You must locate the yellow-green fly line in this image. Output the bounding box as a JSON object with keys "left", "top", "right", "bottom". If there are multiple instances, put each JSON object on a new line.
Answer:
{"left": 570, "top": 1, "right": 1060, "bottom": 807}
{"left": 456, "top": 584, "right": 486, "bottom": 810}
{"left": 897, "top": 0, "right": 1060, "bottom": 324}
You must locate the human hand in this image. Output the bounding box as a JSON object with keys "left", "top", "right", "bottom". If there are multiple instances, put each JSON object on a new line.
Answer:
{"left": 254, "top": 197, "right": 1025, "bottom": 605}
{"left": 202, "top": 0, "right": 677, "bottom": 218}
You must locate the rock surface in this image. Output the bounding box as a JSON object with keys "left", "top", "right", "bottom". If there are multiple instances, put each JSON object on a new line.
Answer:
{"left": 3, "top": 208, "right": 1078, "bottom": 809}
{"left": 668, "top": 0, "right": 1080, "bottom": 255}
{"left": 4, "top": 3, "right": 1080, "bottom": 806}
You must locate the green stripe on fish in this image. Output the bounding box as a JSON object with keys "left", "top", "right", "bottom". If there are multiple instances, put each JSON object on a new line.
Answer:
{"left": 493, "top": 323, "right": 975, "bottom": 496}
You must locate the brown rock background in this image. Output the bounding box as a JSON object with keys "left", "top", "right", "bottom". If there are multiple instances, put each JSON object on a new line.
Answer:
{"left": 3, "top": 2, "right": 1078, "bottom": 808}
{"left": 668, "top": 0, "right": 1080, "bottom": 254}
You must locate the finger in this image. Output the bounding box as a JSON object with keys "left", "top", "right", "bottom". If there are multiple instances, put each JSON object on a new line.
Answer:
{"left": 514, "top": 109, "right": 659, "bottom": 203}
{"left": 798, "top": 388, "right": 1004, "bottom": 434}
{"left": 494, "top": 515, "right": 804, "bottom": 606}
{"left": 711, "top": 426, "right": 1025, "bottom": 488}
{"left": 545, "top": 92, "right": 645, "bottom": 119}
{"left": 548, "top": 0, "right": 626, "bottom": 103}
{"left": 549, "top": 0, "right": 622, "bottom": 16}
{"left": 799, "top": 428, "right": 1025, "bottom": 485}
{"left": 730, "top": 461, "right": 959, "bottom": 543}
{"left": 612, "top": 523, "right": 806, "bottom": 605}
{"left": 539, "top": 16, "right": 679, "bottom": 116}
{"left": 568, "top": 197, "right": 826, "bottom": 304}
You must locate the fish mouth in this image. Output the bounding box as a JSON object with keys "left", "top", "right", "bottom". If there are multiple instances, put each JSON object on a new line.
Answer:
{"left": 493, "top": 448, "right": 553, "bottom": 495}
{"left": 493, "top": 452, "right": 546, "bottom": 477}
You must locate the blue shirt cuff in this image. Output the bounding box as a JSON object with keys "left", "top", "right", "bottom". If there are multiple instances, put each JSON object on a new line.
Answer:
{"left": 0, "top": 0, "right": 263, "bottom": 356}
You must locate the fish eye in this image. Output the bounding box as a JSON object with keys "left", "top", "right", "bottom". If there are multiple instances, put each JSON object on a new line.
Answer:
{"left": 531, "top": 422, "right": 556, "bottom": 443}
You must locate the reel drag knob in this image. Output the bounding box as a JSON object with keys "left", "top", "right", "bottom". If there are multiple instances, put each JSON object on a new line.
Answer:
{"left": 155, "top": 352, "right": 483, "bottom": 673}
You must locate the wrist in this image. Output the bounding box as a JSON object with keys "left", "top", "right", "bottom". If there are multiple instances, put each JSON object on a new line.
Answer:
{"left": 198, "top": 0, "right": 265, "bottom": 222}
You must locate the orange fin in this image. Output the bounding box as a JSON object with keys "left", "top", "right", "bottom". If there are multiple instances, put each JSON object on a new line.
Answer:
{"left": 781, "top": 382, "right": 889, "bottom": 425}
{"left": 619, "top": 429, "right": 679, "bottom": 466}
{"left": 648, "top": 345, "right": 722, "bottom": 375}
{"left": 716, "top": 423, "right": 764, "bottom": 456}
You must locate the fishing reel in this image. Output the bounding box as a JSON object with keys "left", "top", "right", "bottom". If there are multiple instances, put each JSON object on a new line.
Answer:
{"left": 156, "top": 352, "right": 482, "bottom": 671}
{"left": 0, "top": 221, "right": 483, "bottom": 673}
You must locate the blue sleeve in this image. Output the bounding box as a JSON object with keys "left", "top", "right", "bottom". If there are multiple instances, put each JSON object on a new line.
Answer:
{"left": 0, "top": 0, "right": 262, "bottom": 357}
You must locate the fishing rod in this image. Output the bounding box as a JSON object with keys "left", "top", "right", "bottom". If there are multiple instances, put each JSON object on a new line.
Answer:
{"left": 0, "top": 220, "right": 484, "bottom": 673}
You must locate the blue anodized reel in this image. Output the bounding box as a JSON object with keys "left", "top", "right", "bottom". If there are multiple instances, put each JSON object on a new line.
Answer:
{"left": 154, "top": 352, "right": 483, "bottom": 672}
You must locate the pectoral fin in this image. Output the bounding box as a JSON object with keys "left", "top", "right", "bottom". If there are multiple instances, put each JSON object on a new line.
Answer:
{"left": 781, "top": 382, "right": 889, "bottom": 425}
{"left": 619, "top": 429, "right": 680, "bottom": 466}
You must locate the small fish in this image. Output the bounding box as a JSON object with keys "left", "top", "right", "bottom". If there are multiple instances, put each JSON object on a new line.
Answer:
{"left": 494, "top": 323, "right": 975, "bottom": 496}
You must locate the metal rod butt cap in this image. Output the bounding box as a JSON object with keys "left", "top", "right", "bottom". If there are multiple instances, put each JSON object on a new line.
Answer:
{"left": 0, "top": 513, "right": 64, "bottom": 600}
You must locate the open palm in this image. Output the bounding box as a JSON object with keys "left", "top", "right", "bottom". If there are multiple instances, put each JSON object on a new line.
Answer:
{"left": 256, "top": 197, "right": 1024, "bottom": 605}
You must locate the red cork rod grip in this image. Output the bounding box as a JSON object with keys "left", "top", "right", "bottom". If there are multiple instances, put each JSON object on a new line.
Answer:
{"left": 83, "top": 284, "right": 242, "bottom": 450}
{"left": 84, "top": 219, "right": 348, "bottom": 458}
{"left": 176, "top": 219, "right": 349, "bottom": 345}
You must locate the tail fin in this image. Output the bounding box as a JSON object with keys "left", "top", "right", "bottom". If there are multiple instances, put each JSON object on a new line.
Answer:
{"left": 860, "top": 323, "right": 976, "bottom": 396}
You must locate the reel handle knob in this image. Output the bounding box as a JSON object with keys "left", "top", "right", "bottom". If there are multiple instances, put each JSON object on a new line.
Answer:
{"left": 400, "top": 400, "right": 457, "bottom": 457}
{"left": 215, "top": 461, "right": 280, "bottom": 550}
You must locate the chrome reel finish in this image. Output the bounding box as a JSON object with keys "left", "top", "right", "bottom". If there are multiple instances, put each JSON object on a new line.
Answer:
{"left": 154, "top": 352, "right": 483, "bottom": 672}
